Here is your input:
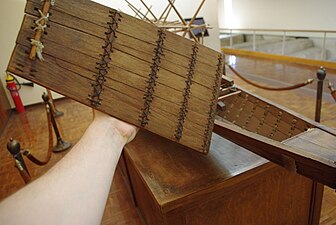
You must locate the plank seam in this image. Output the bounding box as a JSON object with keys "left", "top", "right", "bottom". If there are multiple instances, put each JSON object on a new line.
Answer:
{"left": 139, "top": 28, "right": 166, "bottom": 127}
{"left": 174, "top": 43, "right": 199, "bottom": 141}
{"left": 256, "top": 104, "right": 269, "bottom": 134}
{"left": 88, "top": 10, "right": 121, "bottom": 107}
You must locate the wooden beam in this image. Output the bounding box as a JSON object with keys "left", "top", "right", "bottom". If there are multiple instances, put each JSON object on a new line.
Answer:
{"left": 214, "top": 120, "right": 336, "bottom": 188}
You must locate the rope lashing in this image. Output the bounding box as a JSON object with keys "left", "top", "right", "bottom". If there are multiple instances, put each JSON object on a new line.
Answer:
{"left": 30, "top": 7, "right": 50, "bottom": 61}
{"left": 227, "top": 64, "right": 314, "bottom": 91}
{"left": 30, "top": 39, "right": 44, "bottom": 61}
{"left": 328, "top": 81, "right": 336, "bottom": 102}
{"left": 41, "top": 0, "right": 55, "bottom": 6}
{"left": 34, "top": 10, "right": 49, "bottom": 31}
{"left": 29, "top": 0, "right": 52, "bottom": 60}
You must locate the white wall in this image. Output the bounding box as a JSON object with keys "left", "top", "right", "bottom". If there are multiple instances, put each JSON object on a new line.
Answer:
{"left": 217, "top": 0, "right": 225, "bottom": 28}
{"left": 0, "top": 0, "right": 220, "bottom": 107}
{"left": 220, "top": 0, "right": 336, "bottom": 30}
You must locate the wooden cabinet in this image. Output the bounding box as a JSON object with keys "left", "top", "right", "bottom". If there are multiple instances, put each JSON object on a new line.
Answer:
{"left": 0, "top": 82, "right": 11, "bottom": 134}
{"left": 124, "top": 130, "right": 318, "bottom": 225}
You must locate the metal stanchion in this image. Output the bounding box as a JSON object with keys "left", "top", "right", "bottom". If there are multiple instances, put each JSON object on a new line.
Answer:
{"left": 7, "top": 138, "right": 31, "bottom": 184}
{"left": 309, "top": 67, "right": 326, "bottom": 225}
{"left": 42, "top": 93, "right": 71, "bottom": 152}
{"left": 314, "top": 67, "right": 326, "bottom": 122}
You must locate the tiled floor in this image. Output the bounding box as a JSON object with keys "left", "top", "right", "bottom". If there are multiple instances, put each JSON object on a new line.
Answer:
{"left": 0, "top": 56, "right": 335, "bottom": 224}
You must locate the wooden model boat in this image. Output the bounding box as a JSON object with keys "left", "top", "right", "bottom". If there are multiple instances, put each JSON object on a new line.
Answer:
{"left": 6, "top": 0, "right": 336, "bottom": 188}
{"left": 7, "top": 0, "right": 223, "bottom": 153}
{"left": 215, "top": 78, "right": 336, "bottom": 188}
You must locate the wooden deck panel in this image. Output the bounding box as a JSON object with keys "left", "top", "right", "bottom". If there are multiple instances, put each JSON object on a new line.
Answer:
{"left": 8, "top": 0, "right": 224, "bottom": 153}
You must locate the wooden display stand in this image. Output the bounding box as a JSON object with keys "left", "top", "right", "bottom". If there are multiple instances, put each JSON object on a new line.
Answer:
{"left": 123, "top": 130, "right": 320, "bottom": 225}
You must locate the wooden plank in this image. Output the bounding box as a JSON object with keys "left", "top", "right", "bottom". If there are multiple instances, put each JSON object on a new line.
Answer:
{"left": 283, "top": 129, "right": 336, "bottom": 162}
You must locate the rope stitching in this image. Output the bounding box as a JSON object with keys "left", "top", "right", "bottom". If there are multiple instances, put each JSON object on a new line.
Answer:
{"left": 174, "top": 43, "right": 199, "bottom": 140}
{"left": 88, "top": 11, "right": 121, "bottom": 107}
{"left": 139, "top": 28, "right": 166, "bottom": 127}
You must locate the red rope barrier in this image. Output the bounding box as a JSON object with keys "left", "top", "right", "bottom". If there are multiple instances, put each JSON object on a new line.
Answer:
{"left": 227, "top": 64, "right": 314, "bottom": 91}
{"left": 23, "top": 106, "right": 53, "bottom": 166}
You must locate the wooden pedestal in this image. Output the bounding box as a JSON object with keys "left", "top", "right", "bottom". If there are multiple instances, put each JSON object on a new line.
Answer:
{"left": 123, "top": 130, "right": 320, "bottom": 225}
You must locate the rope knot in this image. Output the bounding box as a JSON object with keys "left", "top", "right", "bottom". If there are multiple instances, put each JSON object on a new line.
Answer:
{"left": 30, "top": 39, "right": 45, "bottom": 61}
{"left": 34, "top": 9, "right": 49, "bottom": 31}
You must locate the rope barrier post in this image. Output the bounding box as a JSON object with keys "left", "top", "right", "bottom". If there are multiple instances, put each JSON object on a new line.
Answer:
{"left": 46, "top": 89, "right": 64, "bottom": 117}
{"left": 311, "top": 67, "right": 326, "bottom": 225}
{"left": 7, "top": 138, "right": 31, "bottom": 184}
{"left": 315, "top": 67, "right": 326, "bottom": 122}
{"left": 42, "top": 93, "right": 71, "bottom": 152}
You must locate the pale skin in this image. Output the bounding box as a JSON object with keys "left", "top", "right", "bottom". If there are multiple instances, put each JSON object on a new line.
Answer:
{"left": 0, "top": 111, "right": 138, "bottom": 225}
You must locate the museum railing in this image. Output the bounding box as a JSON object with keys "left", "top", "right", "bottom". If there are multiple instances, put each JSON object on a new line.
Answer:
{"left": 220, "top": 28, "right": 336, "bottom": 70}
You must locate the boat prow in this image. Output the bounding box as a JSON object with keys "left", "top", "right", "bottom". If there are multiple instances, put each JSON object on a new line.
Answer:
{"left": 215, "top": 80, "right": 336, "bottom": 188}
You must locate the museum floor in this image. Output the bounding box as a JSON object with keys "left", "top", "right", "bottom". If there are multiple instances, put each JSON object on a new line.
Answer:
{"left": 0, "top": 56, "right": 335, "bottom": 224}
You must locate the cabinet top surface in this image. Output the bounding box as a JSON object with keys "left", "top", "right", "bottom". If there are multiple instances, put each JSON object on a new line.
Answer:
{"left": 125, "top": 130, "right": 270, "bottom": 207}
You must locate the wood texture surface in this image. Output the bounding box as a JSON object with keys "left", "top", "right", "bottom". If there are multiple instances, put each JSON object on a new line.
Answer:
{"left": 0, "top": 82, "right": 11, "bottom": 134}
{"left": 124, "top": 129, "right": 313, "bottom": 225}
{"left": 7, "top": 0, "right": 223, "bottom": 153}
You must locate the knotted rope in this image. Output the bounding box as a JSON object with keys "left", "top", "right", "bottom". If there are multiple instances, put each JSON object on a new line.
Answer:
{"left": 30, "top": 39, "right": 45, "bottom": 61}
{"left": 227, "top": 64, "right": 314, "bottom": 91}
{"left": 34, "top": 9, "right": 49, "bottom": 31}
{"left": 29, "top": 1, "right": 53, "bottom": 60}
